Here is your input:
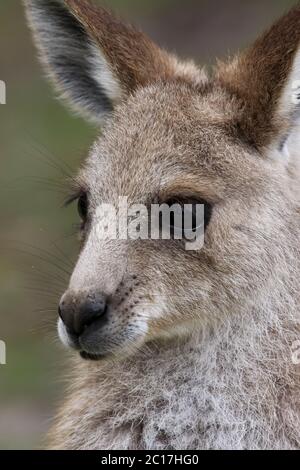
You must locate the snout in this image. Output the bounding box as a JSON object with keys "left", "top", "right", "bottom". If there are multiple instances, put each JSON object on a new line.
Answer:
{"left": 57, "top": 279, "right": 149, "bottom": 360}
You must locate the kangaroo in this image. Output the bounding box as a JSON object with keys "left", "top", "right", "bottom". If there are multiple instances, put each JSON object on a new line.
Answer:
{"left": 25, "top": 0, "right": 300, "bottom": 450}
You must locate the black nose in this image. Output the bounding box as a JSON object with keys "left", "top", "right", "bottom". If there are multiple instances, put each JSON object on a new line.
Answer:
{"left": 58, "top": 291, "right": 108, "bottom": 337}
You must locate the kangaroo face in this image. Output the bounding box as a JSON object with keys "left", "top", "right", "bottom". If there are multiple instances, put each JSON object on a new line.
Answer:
{"left": 25, "top": 1, "right": 300, "bottom": 359}
{"left": 65, "top": 84, "right": 276, "bottom": 359}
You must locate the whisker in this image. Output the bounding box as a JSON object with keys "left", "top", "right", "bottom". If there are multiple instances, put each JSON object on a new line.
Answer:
{"left": 23, "top": 134, "right": 75, "bottom": 179}
{"left": 50, "top": 241, "right": 75, "bottom": 270}
{"left": 19, "top": 241, "right": 73, "bottom": 276}
{"left": 13, "top": 246, "right": 71, "bottom": 278}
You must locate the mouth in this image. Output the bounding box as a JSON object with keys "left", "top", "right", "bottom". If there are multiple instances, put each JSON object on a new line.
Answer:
{"left": 79, "top": 350, "right": 107, "bottom": 361}
{"left": 59, "top": 323, "right": 108, "bottom": 361}
{"left": 58, "top": 317, "right": 148, "bottom": 361}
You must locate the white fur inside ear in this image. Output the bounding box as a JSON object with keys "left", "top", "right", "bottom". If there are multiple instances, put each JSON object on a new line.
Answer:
{"left": 272, "top": 123, "right": 300, "bottom": 170}
{"left": 279, "top": 48, "right": 300, "bottom": 117}
{"left": 88, "top": 43, "right": 123, "bottom": 104}
{"left": 271, "top": 48, "right": 300, "bottom": 165}
{"left": 284, "top": 123, "right": 300, "bottom": 159}
{"left": 292, "top": 80, "right": 300, "bottom": 105}
{"left": 268, "top": 123, "right": 300, "bottom": 166}
{"left": 25, "top": 0, "right": 118, "bottom": 124}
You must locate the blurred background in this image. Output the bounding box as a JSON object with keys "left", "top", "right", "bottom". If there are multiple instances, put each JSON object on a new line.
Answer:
{"left": 0, "top": 0, "right": 297, "bottom": 450}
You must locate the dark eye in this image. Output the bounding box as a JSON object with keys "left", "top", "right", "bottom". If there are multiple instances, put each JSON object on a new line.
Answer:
{"left": 162, "top": 198, "right": 212, "bottom": 238}
{"left": 78, "top": 193, "right": 88, "bottom": 221}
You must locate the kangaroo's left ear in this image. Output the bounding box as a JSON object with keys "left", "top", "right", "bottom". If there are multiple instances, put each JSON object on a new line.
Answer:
{"left": 217, "top": 6, "right": 300, "bottom": 162}
{"left": 24, "top": 0, "right": 202, "bottom": 125}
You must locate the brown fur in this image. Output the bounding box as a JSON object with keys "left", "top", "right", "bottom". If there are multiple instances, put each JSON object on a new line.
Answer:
{"left": 216, "top": 5, "right": 300, "bottom": 149}
{"left": 65, "top": 0, "right": 202, "bottom": 93}
{"left": 24, "top": 1, "right": 300, "bottom": 450}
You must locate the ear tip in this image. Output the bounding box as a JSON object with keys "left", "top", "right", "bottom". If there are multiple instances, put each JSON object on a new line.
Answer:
{"left": 23, "top": 0, "right": 70, "bottom": 13}
{"left": 23, "top": 0, "right": 56, "bottom": 17}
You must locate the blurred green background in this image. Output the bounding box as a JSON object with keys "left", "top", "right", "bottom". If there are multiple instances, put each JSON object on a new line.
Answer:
{"left": 0, "top": 0, "right": 297, "bottom": 450}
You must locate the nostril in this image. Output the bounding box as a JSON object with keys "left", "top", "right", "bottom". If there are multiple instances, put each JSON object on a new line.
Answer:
{"left": 75, "top": 295, "right": 108, "bottom": 336}
{"left": 82, "top": 302, "right": 108, "bottom": 329}
{"left": 88, "top": 297, "right": 106, "bottom": 314}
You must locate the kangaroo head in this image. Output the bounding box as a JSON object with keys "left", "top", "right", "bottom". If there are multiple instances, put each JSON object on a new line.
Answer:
{"left": 25, "top": 0, "right": 300, "bottom": 360}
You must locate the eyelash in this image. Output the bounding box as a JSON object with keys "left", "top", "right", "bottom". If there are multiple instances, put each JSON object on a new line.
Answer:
{"left": 65, "top": 190, "right": 88, "bottom": 229}
{"left": 64, "top": 191, "right": 83, "bottom": 207}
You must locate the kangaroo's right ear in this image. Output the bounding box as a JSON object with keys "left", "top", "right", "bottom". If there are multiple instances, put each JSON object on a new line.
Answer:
{"left": 24, "top": 0, "right": 201, "bottom": 124}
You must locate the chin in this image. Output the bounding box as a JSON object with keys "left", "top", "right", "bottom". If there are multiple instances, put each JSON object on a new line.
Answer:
{"left": 57, "top": 318, "right": 148, "bottom": 361}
